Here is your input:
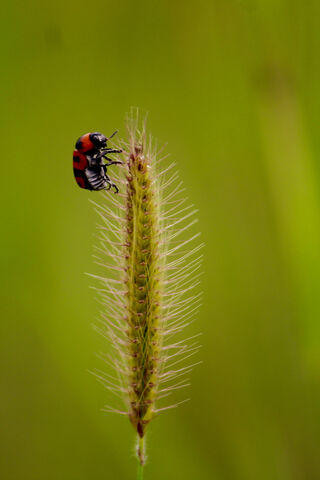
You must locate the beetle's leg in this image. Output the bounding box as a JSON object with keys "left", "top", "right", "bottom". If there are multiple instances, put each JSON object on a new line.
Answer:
{"left": 111, "top": 183, "right": 119, "bottom": 194}
{"left": 97, "top": 149, "right": 122, "bottom": 157}
{"left": 103, "top": 155, "right": 123, "bottom": 166}
{"left": 104, "top": 181, "right": 118, "bottom": 193}
{"left": 103, "top": 172, "right": 112, "bottom": 190}
{"left": 95, "top": 151, "right": 122, "bottom": 166}
{"left": 102, "top": 148, "right": 123, "bottom": 154}
{"left": 102, "top": 171, "right": 119, "bottom": 193}
{"left": 105, "top": 161, "right": 123, "bottom": 166}
{"left": 94, "top": 151, "right": 106, "bottom": 161}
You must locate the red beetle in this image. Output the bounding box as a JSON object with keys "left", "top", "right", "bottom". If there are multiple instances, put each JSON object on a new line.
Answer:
{"left": 73, "top": 131, "right": 122, "bottom": 192}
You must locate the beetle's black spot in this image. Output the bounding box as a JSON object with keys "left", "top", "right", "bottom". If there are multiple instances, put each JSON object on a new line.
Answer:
{"left": 75, "top": 138, "right": 83, "bottom": 150}
{"left": 73, "top": 168, "right": 85, "bottom": 177}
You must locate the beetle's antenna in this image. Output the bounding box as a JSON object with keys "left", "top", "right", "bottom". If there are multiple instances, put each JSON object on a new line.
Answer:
{"left": 107, "top": 130, "right": 118, "bottom": 141}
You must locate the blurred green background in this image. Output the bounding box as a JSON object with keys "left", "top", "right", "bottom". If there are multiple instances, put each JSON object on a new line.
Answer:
{"left": 1, "top": 0, "right": 320, "bottom": 479}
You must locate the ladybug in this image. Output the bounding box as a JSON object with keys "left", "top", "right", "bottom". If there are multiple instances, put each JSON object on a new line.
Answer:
{"left": 73, "top": 131, "right": 122, "bottom": 193}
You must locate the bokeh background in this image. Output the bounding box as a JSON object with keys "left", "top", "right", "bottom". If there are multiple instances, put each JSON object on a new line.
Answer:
{"left": 1, "top": 0, "right": 320, "bottom": 479}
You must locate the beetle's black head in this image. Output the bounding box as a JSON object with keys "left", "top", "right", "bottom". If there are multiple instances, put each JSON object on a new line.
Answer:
{"left": 89, "top": 132, "right": 107, "bottom": 149}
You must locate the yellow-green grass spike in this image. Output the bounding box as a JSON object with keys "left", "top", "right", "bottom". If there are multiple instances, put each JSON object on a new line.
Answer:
{"left": 125, "top": 140, "right": 162, "bottom": 439}
{"left": 90, "top": 111, "right": 202, "bottom": 473}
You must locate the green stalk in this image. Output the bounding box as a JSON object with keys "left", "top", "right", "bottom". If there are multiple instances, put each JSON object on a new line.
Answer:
{"left": 137, "top": 436, "right": 145, "bottom": 479}
{"left": 137, "top": 463, "right": 144, "bottom": 480}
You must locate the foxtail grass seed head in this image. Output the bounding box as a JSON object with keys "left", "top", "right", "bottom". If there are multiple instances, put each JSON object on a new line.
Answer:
{"left": 90, "top": 112, "right": 203, "bottom": 470}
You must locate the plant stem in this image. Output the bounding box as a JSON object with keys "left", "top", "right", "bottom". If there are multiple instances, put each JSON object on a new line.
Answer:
{"left": 137, "top": 463, "right": 144, "bottom": 480}
{"left": 137, "top": 435, "right": 145, "bottom": 479}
